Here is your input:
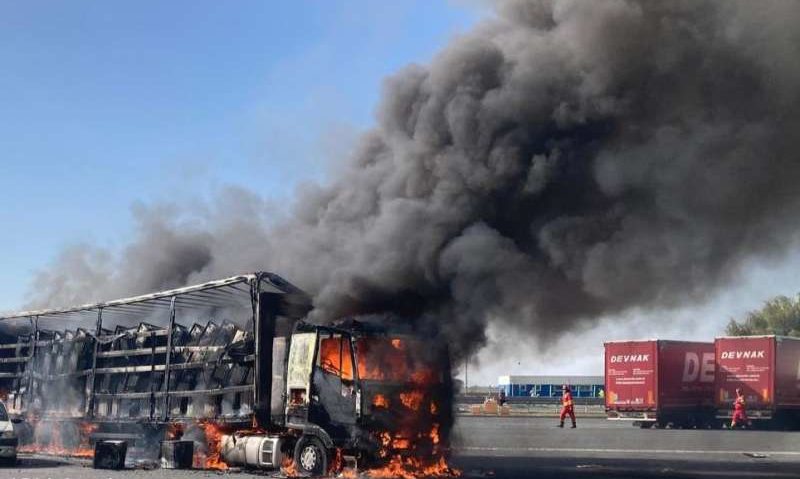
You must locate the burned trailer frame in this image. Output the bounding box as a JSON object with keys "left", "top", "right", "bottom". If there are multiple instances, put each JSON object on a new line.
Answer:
{"left": 0, "top": 275, "right": 453, "bottom": 473}
{"left": 0, "top": 272, "right": 310, "bottom": 442}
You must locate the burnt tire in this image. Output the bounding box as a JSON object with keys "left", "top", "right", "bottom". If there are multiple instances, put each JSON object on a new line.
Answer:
{"left": 293, "top": 436, "right": 328, "bottom": 477}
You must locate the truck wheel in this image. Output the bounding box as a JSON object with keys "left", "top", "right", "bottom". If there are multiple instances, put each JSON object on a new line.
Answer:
{"left": 293, "top": 435, "right": 328, "bottom": 477}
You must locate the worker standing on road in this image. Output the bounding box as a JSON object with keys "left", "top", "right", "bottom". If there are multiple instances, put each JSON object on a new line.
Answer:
{"left": 558, "top": 384, "right": 576, "bottom": 428}
{"left": 731, "top": 388, "right": 750, "bottom": 429}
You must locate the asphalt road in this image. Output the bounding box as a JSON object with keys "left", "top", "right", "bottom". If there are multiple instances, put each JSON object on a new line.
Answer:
{"left": 3, "top": 417, "right": 800, "bottom": 479}
{"left": 452, "top": 416, "right": 800, "bottom": 478}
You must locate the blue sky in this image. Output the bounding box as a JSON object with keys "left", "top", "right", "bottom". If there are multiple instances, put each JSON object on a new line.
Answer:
{"left": 0, "top": 1, "right": 484, "bottom": 310}
{"left": 3, "top": 2, "right": 800, "bottom": 385}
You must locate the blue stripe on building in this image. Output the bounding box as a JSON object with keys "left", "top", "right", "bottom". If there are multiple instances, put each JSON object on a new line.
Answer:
{"left": 498, "top": 375, "right": 605, "bottom": 398}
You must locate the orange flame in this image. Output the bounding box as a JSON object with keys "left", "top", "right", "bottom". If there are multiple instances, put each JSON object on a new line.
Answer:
{"left": 282, "top": 455, "right": 299, "bottom": 477}
{"left": 373, "top": 394, "right": 389, "bottom": 408}
{"left": 320, "top": 336, "right": 354, "bottom": 380}
{"left": 194, "top": 421, "right": 229, "bottom": 470}
{"left": 399, "top": 391, "right": 424, "bottom": 411}
{"left": 19, "top": 421, "right": 96, "bottom": 458}
{"left": 430, "top": 424, "right": 440, "bottom": 445}
{"left": 166, "top": 423, "right": 184, "bottom": 440}
{"left": 367, "top": 455, "right": 460, "bottom": 479}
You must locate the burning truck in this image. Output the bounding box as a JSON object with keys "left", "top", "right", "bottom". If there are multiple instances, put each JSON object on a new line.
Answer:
{"left": 0, "top": 272, "right": 454, "bottom": 475}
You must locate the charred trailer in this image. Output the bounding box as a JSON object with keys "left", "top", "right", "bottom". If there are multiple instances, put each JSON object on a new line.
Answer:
{"left": 0, "top": 272, "right": 453, "bottom": 475}
{"left": 0, "top": 272, "right": 309, "bottom": 463}
{"left": 714, "top": 336, "right": 800, "bottom": 428}
{"left": 604, "top": 340, "right": 716, "bottom": 428}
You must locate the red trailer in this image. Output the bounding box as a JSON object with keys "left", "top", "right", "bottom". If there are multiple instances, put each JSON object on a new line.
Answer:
{"left": 714, "top": 336, "right": 800, "bottom": 427}
{"left": 605, "top": 340, "right": 715, "bottom": 428}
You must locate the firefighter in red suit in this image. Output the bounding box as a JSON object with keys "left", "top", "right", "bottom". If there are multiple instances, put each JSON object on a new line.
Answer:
{"left": 731, "top": 388, "right": 749, "bottom": 429}
{"left": 558, "top": 384, "right": 576, "bottom": 428}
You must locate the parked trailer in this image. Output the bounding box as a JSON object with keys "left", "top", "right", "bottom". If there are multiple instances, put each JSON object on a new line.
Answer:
{"left": 714, "top": 335, "right": 800, "bottom": 428}
{"left": 605, "top": 340, "right": 715, "bottom": 428}
{"left": 0, "top": 272, "right": 453, "bottom": 475}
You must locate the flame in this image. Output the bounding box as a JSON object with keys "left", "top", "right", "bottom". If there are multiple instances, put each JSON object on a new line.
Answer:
{"left": 367, "top": 455, "right": 460, "bottom": 479}
{"left": 392, "top": 437, "right": 412, "bottom": 450}
{"left": 356, "top": 338, "right": 410, "bottom": 381}
{"left": 320, "top": 337, "right": 354, "bottom": 380}
{"left": 282, "top": 455, "right": 299, "bottom": 477}
{"left": 430, "top": 401, "right": 438, "bottom": 415}
{"left": 166, "top": 423, "right": 184, "bottom": 440}
{"left": 399, "top": 391, "right": 424, "bottom": 411}
{"left": 80, "top": 421, "right": 99, "bottom": 437}
{"left": 410, "top": 369, "right": 438, "bottom": 384}
{"left": 19, "top": 420, "right": 96, "bottom": 458}
{"left": 373, "top": 394, "right": 389, "bottom": 408}
{"left": 332, "top": 448, "right": 344, "bottom": 473}
{"left": 194, "top": 421, "right": 229, "bottom": 470}
{"left": 340, "top": 469, "right": 359, "bottom": 478}
{"left": 356, "top": 338, "right": 437, "bottom": 384}
{"left": 430, "top": 424, "right": 440, "bottom": 445}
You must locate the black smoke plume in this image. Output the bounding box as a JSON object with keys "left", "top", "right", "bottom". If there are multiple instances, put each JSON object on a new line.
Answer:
{"left": 22, "top": 1, "right": 800, "bottom": 357}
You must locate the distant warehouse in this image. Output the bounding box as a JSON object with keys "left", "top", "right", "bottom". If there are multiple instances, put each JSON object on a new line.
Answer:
{"left": 498, "top": 375, "right": 605, "bottom": 398}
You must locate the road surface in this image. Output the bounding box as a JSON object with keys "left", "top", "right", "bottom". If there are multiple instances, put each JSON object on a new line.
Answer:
{"left": 3, "top": 417, "right": 799, "bottom": 478}
{"left": 453, "top": 416, "right": 800, "bottom": 478}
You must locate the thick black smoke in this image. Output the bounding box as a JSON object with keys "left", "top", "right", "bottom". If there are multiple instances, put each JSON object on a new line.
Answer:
{"left": 23, "top": 0, "right": 800, "bottom": 357}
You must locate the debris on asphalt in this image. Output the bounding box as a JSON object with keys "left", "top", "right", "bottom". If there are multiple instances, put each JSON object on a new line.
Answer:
{"left": 743, "top": 452, "right": 769, "bottom": 459}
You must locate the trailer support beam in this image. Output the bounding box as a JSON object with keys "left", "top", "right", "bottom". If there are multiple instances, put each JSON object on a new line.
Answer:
{"left": 86, "top": 308, "right": 103, "bottom": 418}
{"left": 161, "top": 297, "right": 177, "bottom": 421}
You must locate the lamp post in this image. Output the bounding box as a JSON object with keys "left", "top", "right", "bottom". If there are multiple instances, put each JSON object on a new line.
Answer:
{"left": 465, "top": 355, "right": 469, "bottom": 395}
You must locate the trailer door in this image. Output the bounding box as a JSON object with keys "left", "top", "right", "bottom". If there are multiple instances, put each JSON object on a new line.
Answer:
{"left": 286, "top": 332, "right": 317, "bottom": 422}
{"left": 605, "top": 341, "right": 657, "bottom": 411}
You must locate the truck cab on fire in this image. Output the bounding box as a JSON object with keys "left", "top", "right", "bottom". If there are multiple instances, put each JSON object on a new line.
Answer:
{"left": 275, "top": 318, "right": 452, "bottom": 475}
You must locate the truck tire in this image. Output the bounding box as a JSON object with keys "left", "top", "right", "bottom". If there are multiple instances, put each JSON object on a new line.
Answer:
{"left": 293, "top": 435, "right": 328, "bottom": 477}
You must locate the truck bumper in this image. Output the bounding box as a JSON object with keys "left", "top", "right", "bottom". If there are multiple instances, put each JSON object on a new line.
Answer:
{"left": 606, "top": 410, "right": 656, "bottom": 421}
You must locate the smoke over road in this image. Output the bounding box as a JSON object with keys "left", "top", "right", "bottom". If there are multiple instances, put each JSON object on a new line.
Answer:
{"left": 24, "top": 1, "right": 800, "bottom": 358}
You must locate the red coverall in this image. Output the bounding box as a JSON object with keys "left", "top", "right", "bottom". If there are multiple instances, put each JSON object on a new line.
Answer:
{"left": 560, "top": 390, "right": 576, "bottom": 427}
{"left": 731, "top": 394, "right": 748, "bottom": 428}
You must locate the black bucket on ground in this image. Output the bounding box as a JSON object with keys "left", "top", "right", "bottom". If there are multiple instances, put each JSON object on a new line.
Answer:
{"left": 160, "top": 440, "right": 194, "bottom": 469}
{"left": 93, "top": 440, "right": 127, "bottom": 470}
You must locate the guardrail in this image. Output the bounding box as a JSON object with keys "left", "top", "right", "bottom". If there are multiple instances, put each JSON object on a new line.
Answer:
{"left": 456, "top": 395, "right": 604, "bottom": 406}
